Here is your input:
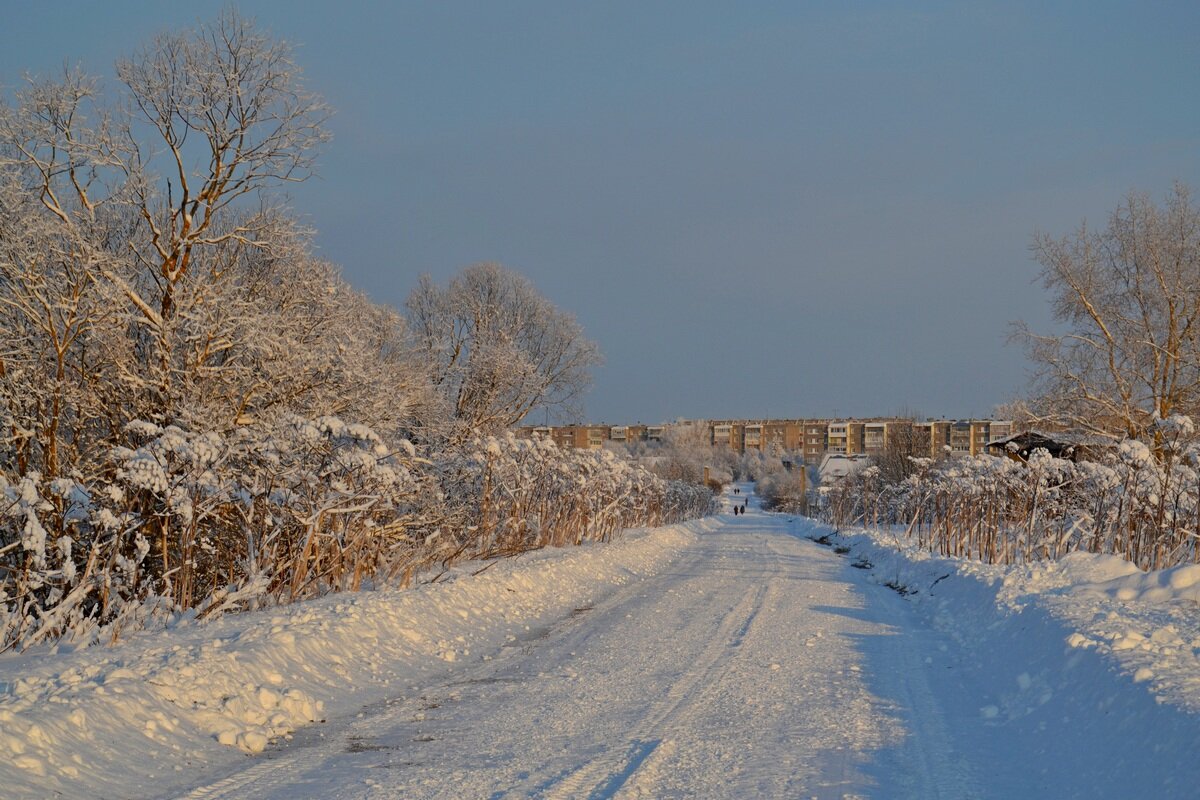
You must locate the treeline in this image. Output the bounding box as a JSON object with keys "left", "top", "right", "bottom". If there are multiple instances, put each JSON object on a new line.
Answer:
{"left": 0, "top": 12, "right": 711, "bottom": 651}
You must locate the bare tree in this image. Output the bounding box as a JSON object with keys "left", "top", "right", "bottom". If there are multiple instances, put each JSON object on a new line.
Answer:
{"left": 0, "top": 93, "right": 132, "bottom": 477}
{"left": 873, "top": 419, "right": 928, "bottom": 484}
{"left": 652, "top": 423, "right": 714, "bottom": 484}
{"left": 1015, "top": 183, "right": 1200, "bottom": 448}
{"left": 115, "top": 9, "right": 329, "bottom": 318}
{"left": 406, "top": 263, "right": 602, "bottom": 435}
{"left": 993, "top": 398, "right": 1035, "bottom": 431}
{"left": 0, "top": 9, "right": 330, "bottom": 428}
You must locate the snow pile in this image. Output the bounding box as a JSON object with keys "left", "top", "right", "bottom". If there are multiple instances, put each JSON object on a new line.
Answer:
{"left": 0, "top": 520, "right": 707, "bottom": 800}
{"left": 797, "top": 520, "right": 1200, "bottom": 797}
{"left": 1074, "top": 560, "right": 1200, "bottom": 604}
{"left": 826, "top": 523, "right": 1200, "bottom": 711}
{"left": 1021, "top": 557, "right": 1200, "bottom": 713}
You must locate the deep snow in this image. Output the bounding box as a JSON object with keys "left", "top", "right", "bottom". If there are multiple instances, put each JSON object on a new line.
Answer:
{"left": 0, "top": 520, "right": 710, "bottom": 799}
{"left": 3, "top": 485, "right": 1200, "bottom": 798}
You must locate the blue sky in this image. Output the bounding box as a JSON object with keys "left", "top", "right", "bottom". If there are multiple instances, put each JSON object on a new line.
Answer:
{"left": 4, "top": 1, "right": 1198, "bottom": 423}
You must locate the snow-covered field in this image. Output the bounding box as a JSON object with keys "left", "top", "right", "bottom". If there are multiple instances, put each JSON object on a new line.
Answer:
{"left": 4, "top": 485, "right": 1200, "bottom": 799}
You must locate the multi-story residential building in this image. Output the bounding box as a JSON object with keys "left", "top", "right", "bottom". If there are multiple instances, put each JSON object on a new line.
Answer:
{"left": 847, "top": 422, "right": 865, "bottom": 455}
{"left": 763, "top": 422, "right": 782, "bottom": 450}
{"left": 802, "top": 422, "right": 827, "bottom": 464}
{"left": 982, "top": 420, "right": 1013, "bottom": 451}
{"left": 744, "top": 423, "right": 762, "bottom": 449}
{"left": 625, "top": 425, "right": 649, "bottom": 443}
{"left": 547, "top": 426, "right": 575, "bottom": 449}
{"left": 516, "top": 424, "right": 613, "bottom": 450}
{"left": 863, "top": 422, "right": 887, "bottom": 456}
{"left": 708, "top": 419, "right": 804, "bottom": 453}
{"left": 516, "top": 417, "right": 1018, "bottom": 462}
{"left": 928, "top": 421, "right": 953, "bottom": 456}
{"left": 969, "top": 421, "right": 990, "bottom": 456}
{"left": 826, "top": 421, "right": 848, "bottom": 454}
{"left": 826, "top": 421, "right": 867, "bottom": 455}
{"left": 884, "top": 419, "right": 916, "bottom": 455}
{"left": 552, "top": 426, "right": 596, "bottom": 449}
{"left": 949, "top": 421, "right": 973, "bottom": 455}
{"left": 712, "top": 423, "right": 732, "bottom": 448}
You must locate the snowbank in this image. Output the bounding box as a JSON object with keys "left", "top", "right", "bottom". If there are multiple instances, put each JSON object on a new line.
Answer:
{"left": 801, "top": 519, "right": 1200, "bottom": 798}
{"left": 822, "top": 523, "right": 1200, "bottom": 712}
{"left": 0, "top": 520, "right": 709, "bottom": 800}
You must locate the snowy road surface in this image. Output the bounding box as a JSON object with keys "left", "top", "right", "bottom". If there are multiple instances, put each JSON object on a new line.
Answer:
{"left": 174, "top": 505, "right": 978, "bottom": 799}
{"left": 8, "top": 490, "right": 1200, "bottom": 798}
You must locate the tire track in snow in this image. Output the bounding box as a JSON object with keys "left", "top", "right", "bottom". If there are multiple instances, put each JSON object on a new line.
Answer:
{"left": 599, "top": 526, "right": 910, "bottom": 799}
{"left": 170, "top": 513, "right": 953, "bottom": 799}
{"left": 165, "top": 531, "right": 707, "bottom": 800}
{"left": 532, "top": 577, "right": 773, "bottom": 799}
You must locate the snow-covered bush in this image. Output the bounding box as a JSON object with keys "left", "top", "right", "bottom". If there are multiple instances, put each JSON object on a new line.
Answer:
{"left": 757, "top": 469, "right": 810, "bottom": 514}
{"left": 0, "top": 415, "right": 427, "bottom": 650}
{"left": 0, "top": 422, "right": 715, "bottom": 652}
{"left": 435, "top": 433, "right": 715, "bottom": 562}
{"left": 820, "top": 419, "right": 1200, "bottom": 569}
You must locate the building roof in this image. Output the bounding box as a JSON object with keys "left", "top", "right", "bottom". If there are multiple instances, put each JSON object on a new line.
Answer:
{"left": 988, "top": 430, "right": 1116, "bottom": 461}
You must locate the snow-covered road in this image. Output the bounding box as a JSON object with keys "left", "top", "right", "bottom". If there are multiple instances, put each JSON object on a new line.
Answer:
{"left": 174, "top": 505, "right": 974, "bottom": 799}
{"left": 10, "top": 486, "right": 1198, "bottom": 799}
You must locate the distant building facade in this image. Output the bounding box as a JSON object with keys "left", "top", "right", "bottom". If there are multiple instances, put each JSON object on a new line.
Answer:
{"left": 516, "top": 415, "right": 1019, "bottom": 463}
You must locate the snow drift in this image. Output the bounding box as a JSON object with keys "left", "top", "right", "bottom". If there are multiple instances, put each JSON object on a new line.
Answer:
{"left": 0, "top": 520, "right": 708, "bottom": 800}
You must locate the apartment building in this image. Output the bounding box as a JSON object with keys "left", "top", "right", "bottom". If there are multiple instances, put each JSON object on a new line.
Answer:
{"left": 743, "top": 423, "right": 762, "bottom": 449}
{"left": 513, "top": 424, "right": 611, "bottom": 450}
{"left": 915, "top": 420, "right": 953, "bottom": 456}
{"left": 712, "top": 423, "right": 733, "bottom": 448}
{"left": 707, "top": 419, "right": 804, "bottom": 453}
{"left": 980, "top": 420, "right": 1013, "bottom": 451}
{"left": 802, "top": 422, "right": 827, "bottom": 464}
{"left": 625, "top": 425, "right": 649, "bottom": 443}
{"left": 516, "top": 417, "right": 1018, "bottom": 461}
{"left": 826, "top": 421, "right": 848, "bottom": 454}
{"left": 863, "top": 422, "right": 886, "bottom": 455}
{"left": 764, "top": 421, "right": 801, "bottom": 451}
{"left": 949, "top": 420, "right": 973, "bottom": 455}
{"left": 552, "top": 425, "right": 606, "bottom": 449}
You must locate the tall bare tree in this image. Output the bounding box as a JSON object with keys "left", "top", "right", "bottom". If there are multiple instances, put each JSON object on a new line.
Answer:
{"left": 0, "top": 9, "right": 330, "bottom": 428}
{"left": 115, "top": 9, "right": 329, "bottom": 320}
{"left": 1015, "top": 183, "right": 1200, "bottom": 448}
{"left": 406, "top": 263, "right": 602, "bottom": 435}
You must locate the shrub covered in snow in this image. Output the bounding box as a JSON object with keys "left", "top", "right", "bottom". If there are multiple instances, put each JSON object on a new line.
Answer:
{"left": 435, "top": 433, "right": 715, "bottom": 561}
{"left": 757, "top": 469, "right": 810, "bottom": 514}
{"left": 0, "top": 419, "right": 713, "bottom": 651}
{"left": 820, "top": 418, "right": 1200, "bottom": 570}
